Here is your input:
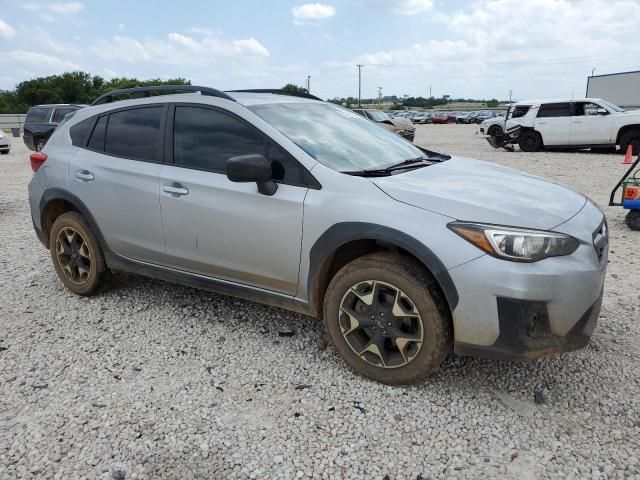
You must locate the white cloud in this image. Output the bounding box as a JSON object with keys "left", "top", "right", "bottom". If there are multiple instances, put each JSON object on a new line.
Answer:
{"left": 0, "top": 18, "right": 16, "bottom": 38}
{"left": 22, "top": 2, "right": 84, "bottom": 21}
{"left": 292, "top": 3, "right": 336, "bottom": 23}
{"left": 117, "top": 23, "right": 125, "bottom": 32}
{"left": 341, "top": 0, "right": 640, "bottom": 99}
{"left": 92, "top": 32, "right": 269, "bottom": 65}
{"left": 48, "top": 2, "right": 84, "bottom": 14}
{"left": 373, "top": 0, "right": 433, "bottom": 15}
{"left": 1, "top": 50, "right": 79, "bottom": 70}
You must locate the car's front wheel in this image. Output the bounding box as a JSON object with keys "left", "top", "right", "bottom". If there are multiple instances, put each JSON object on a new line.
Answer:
{"left": 49, "top": 212, "right": 111, "bottom": 295}
{"left": 488, "top": 125, "right": 503, "bottom": 137}
{"left": 323, "top": 253, "right": 451, "bottom": 384}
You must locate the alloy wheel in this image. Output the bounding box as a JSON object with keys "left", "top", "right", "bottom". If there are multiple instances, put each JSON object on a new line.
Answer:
{"left": 339, "top": 280, "right": 424, "bottom": 368}
{"left": 55, "top": 227, "right": 92, "bottom": 285}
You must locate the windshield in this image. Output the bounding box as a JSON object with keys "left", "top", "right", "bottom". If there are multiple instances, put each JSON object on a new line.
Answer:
{"left": 366, "top": 110, "right": 391, "bottom": 122}
{"left": 250, "top": 103, "right": 428, "bottom": 172}
{"left": 599, "top": 99, "right": 625, "bottom": 113}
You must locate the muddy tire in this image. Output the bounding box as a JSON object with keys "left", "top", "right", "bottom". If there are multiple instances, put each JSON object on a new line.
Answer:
{"left": 49, "top": 212, "right": 111, "bottom": 295}
{"left": 323, "top": 252, "right": 452, "bottom": 385}
{"left": 620, "top": 130, "right": 640, "bottom": 156}
{"left": 518, "top": 130, "right": 542, "bottom": 152}
{"left": 626, "top": 210, "right": 640, "bottom": 231}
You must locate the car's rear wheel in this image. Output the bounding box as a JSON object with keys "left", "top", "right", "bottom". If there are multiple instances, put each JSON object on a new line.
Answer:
{"left": 620, "top": 130, "right": 640, "bottom": 155}
{"left": 49, "top": 212, "right": 111, "bottom": 295}
{"left": 626, "top": 210, "right": 640, "bottom": 231}
{"left": 323, "top": 253, "right": 451, "bottom": 384}
{"left": 519, "top": 130, "right": 543, "bottom": 152}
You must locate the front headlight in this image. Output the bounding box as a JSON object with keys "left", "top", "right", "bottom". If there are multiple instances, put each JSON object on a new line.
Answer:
{"left": 448, "top": 222, "right": 580, "bottom": 262}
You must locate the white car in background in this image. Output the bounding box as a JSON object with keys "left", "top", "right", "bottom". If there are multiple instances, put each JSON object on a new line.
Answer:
{"left": 0, "top": 130, "right": 11, "bottom": 154}
{"left": 481, "top": 98, "right": 640, "bottom": 153}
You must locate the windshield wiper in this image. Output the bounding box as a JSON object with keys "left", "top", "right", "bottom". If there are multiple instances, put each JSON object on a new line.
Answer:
{"left": 342, "top": 157, "right": 433, "bottom": 177}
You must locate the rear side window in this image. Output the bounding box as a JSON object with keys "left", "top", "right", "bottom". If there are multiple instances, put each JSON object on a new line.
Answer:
{"left": 173, "top": 106, "right": 265, "bottom": 172}
{"left": 52, "top": 107, "right": 78, "bottom": 123}
{"left": 26, "top": 107, "right": 51, "bottom": 123}
{"left": 104, "top": 107, "right": 163, "bottom": 162}
{"left": 88, "top": 116, "right": 108, "bottom": 151}
{"left": 537, "top": 103, "right": 571, "bottom": 118}
{"left": 69, "top": 118, "right": 92, "bottom": 146}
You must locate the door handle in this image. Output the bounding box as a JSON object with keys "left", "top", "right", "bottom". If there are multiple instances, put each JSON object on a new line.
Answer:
{"left": 75, "top": 170, "right": 94, "bottom": 181}
{"left": 537, "top": 121, "right": 547, "bottom": 125}
{"left": 162, "top": 183, "right": 189, "bottom": 197}
{"left": 572, "top": 120, "right": 583, "bottom": 124}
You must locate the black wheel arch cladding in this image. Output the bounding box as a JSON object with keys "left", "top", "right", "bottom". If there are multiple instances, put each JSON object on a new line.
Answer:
{"left": 308, "top": 222, "right": 459, "bottom": 314}
{"left": 39, "top": 188, "right": 111, "bottom": 254}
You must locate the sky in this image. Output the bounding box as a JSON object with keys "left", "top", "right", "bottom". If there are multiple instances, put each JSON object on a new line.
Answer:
{"left": 1, "top": 0, "right": 639, "bottom": 101}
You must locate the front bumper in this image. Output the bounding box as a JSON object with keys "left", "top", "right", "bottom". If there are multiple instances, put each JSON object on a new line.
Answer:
{"left": 448, "top": 200, "right": 607, "bottom": 361}
{"left": 399, "top": 130, "right": 415, "bottom": 141}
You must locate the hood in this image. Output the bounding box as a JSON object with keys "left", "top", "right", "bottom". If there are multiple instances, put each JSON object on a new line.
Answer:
{"left": 391, "top": 117, "right": 414, "bottom": 130}
{"left": 371, "top": 156, "right": 586, "bottom": 230}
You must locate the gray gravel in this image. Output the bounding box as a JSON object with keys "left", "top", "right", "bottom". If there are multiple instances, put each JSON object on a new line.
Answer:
{"left": 1, "top": 126, "right": 639, "bottom": 480}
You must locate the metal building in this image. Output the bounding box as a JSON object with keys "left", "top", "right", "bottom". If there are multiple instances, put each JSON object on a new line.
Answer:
{"left": 586, "top": 70, "right": 640, "bottom": 110}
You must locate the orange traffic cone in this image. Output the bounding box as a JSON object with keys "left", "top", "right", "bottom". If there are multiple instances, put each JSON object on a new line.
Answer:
{"left": 623, "top": 144, "right": 634, "bottom": 164}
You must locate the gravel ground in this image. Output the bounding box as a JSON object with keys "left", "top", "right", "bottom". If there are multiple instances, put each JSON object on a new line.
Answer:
{"left": 0, "top": 126, "right": 638, "bottom": 480}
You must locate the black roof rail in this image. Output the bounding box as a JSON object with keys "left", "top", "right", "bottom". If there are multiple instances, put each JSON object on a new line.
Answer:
{"left": 91, "top": 85, "right": 236, "bottom": 106}
{"left": 226, "top": 89, "right": 323, "bottom": 101}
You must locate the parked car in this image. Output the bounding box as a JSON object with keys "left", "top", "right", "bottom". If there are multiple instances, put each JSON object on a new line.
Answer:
{"left": 352, "top": 108, "right": 415, "bottom": 141}
{"left": 23, "top": 104, "right": 86, "bottom": 151}
{"left": 432, "top": 112, "right": 456, "bottom": 124}
{"left": 486, "top": 97, "right": 640, "bottom": 153}
{"left": 28, "top": 85, "right": 608, "bottom": 384}
{"left": 412, "top": 112, "right": 432, "bottom": 124}
{"left": 0, "top": 130, "right": 10, "bottom": 154}
{"left": 455, "top": 112, "right": 472, "bottom": 124}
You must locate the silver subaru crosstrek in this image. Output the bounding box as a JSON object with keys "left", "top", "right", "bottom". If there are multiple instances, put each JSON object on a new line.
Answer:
{"left": 28, "top": 86, "right": 608, "bottom": 384}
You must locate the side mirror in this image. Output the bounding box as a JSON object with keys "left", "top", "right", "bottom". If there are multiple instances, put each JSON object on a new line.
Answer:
{"left": 226, "top": 154, "right": 278, "bottom": 196}
{"left": 597, "top": 108, "right": 609, "bottom": 115}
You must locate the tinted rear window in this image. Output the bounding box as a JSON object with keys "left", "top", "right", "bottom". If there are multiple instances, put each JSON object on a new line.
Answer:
{"left": 52, "top": 107, "right": 78, "bottom": 123}
{"left": 537, "top": 103, "right": 571, "bottom": 118}
{"left": 26, "top": 107, "right": 51, "bottom": 123}
{"left": 69, "top": 118, "right": 93, "bottom": 146}
{"left": 104, "top": 107, "right": 163, "bottom": 162}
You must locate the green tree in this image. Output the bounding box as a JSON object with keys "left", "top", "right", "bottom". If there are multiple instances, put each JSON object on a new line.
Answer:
{"left": 0, "top": 71, "right": 192, "bottom": 113}
{"left": 487, "top": 98, "right": 499, "bottom": 108}
{"left": 282, "top": 83, "right": 308, "bottom": 94}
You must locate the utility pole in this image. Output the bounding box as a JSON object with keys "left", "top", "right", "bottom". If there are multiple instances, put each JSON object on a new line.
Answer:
{"left": 377, "top": 86, "right": 383, "bottom": 104}
{"left": 357, "top": 64, "right": 363, "bottom": 106}
{"left": 429, "top": 84, "right": 432, "bottom": 98}
{"left": 509, "top": 89, "right": 512, "bottom": 103}
{"left": 307, "top": 75, "right": 311, "bottom": 93}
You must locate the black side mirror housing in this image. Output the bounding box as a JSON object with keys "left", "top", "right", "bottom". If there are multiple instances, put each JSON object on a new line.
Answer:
{"left": 226, "top": 154, "right": 278, "bottom": 196}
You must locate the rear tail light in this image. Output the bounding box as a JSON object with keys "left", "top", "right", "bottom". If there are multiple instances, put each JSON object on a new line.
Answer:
{"left": 30, "top": 152, "right": 47, "bottom": 172}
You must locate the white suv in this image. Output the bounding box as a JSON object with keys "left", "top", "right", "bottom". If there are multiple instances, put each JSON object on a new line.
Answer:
{"left": 481, "top": 98, "right": 640, "bottom": 153}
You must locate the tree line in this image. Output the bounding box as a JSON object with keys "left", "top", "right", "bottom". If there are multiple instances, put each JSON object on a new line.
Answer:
{"left": 0, "top": 72, "right": 502, "bottom": 114}
{"left": 0, "top": 71, "right": 190, "bottom": 114}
